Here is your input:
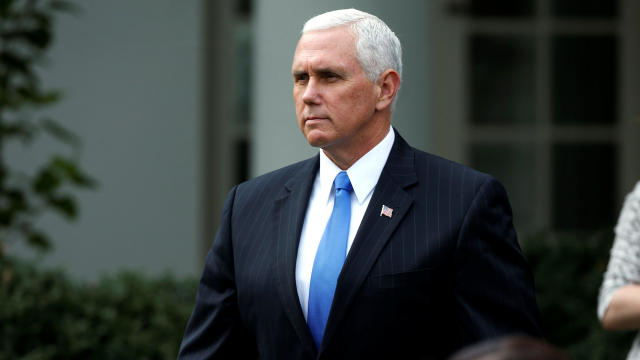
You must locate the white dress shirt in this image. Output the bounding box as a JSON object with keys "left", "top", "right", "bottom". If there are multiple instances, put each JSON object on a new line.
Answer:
{"left": 295, "top": 127, "right": 395, "bottom": 319}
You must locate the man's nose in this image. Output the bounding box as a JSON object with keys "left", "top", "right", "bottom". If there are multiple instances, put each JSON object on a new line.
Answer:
{"left": 302, "top": 78, "right": 320, "bottom": 105}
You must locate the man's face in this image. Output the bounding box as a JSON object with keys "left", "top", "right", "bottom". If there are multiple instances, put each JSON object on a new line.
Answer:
{"left": 292, "top": 27, "right": 379, "bottom": 153}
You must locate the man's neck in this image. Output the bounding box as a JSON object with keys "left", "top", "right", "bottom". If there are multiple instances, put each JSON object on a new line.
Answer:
{"left": 322, "top": 123, "right": 392, "bottom": 170}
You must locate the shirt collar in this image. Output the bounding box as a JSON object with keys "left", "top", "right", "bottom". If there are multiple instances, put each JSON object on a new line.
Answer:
{"left": 318, "top": 126, "right": 395, "bottom": 205}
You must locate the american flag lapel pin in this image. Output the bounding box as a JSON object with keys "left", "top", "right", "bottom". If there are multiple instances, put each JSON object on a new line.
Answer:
{"left": 380, "top": 205, "right": 393, "bottom": 218}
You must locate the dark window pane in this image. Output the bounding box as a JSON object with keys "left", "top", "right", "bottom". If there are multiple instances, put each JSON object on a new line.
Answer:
{"left": 470, "top": 143, "right": 536, "bottom": 234}
{"left": 552, "top": 143, "right": 617, "bottom": 230}
{"left": 552, "top": 0, "right": 617, "bottom": 19}
{"left": 553, "top": 35, "right": 617, "bottom": 125}
{"left": 236, "top": 0, "right": 252, "bottom": 17}
{"left": 469, "top": 0, "right": 534, "bottom": 17}
{"left": 234, "top": 138, "right": 250, "bottom": 184}
{"left": 235, "top": 23, "right": 252, "bottom": 124}
{"left": 470, "top": 35, "right": 535, "bottom": 125}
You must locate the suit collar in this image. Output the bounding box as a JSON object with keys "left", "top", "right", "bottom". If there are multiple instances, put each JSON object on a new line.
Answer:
{"left": 275, "top": 155, "right": 320, "bottom": 358}
{"left": 377, "top": 128, "right": 417, "bottom": 188}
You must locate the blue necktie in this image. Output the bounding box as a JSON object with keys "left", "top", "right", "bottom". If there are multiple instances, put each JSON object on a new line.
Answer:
{"left": 307, "top": 171, "right": 353, "bottom": 349}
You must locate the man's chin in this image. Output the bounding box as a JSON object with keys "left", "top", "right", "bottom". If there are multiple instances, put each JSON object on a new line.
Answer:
{"left": 304, "top": 132, "right": 331, "bottom": 148}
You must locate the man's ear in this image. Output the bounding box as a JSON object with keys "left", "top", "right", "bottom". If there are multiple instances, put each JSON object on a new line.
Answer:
{"left": 375, "top": 69, "right": 401, "bottom": 111}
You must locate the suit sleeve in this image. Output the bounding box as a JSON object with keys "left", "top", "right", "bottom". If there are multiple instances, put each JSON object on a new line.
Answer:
{"left": 453, "top": 177, "right": 543, "bottom": 343}
{"left": 178, "top": 186, "right": 257, "bottom": 359}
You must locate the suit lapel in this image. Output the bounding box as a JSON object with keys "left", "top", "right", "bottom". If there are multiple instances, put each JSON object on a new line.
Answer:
{"left": 320, "top": 131, "right": 418, "bottom": 352}
{"left": 273, "top": 156, "right": 319, "bottom": 358}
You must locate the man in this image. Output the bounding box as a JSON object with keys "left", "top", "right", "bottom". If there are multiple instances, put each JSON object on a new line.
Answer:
{"left": 179, "top": 9, "right": 542, "bottom": 360}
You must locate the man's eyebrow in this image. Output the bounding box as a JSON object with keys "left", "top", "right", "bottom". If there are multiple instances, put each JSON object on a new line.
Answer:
{"left": 315, "top": 68, "right": 341, "bottom": 76}
{"left": 292, "top": 68, "right": 344, "bottom": 77}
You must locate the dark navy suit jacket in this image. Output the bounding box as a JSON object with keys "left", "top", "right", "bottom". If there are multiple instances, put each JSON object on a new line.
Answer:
{"left": 178, "top": 130, "right": 542, "bottom": 359}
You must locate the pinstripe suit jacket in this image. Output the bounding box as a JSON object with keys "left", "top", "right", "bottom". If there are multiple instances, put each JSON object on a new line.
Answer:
{"left": 178, "top": 130, "right": 542, "bottom": 359}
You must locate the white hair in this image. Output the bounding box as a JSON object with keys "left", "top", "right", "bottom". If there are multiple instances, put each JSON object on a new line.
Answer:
{"left": 302, "top": 9, "right": 403, "bottom": 110}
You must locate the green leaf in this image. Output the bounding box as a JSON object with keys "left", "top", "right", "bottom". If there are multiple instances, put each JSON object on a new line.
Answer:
{"left": 32, "top": 167, "right": 61, "bottom": 194}
{"left": 0, "top": 122, "right": 36, "bottom": 143}
{"left": 0, "top": 189, "right": 30, "bottom": 227}
{"left": 7, "top": 189, "right": 28, "bottom": 212}
{"left": 1, "top": 28, "right": 52, "bottom": 49}
{"left": 0, "top": 50, "right": 33, "bottom": 77}
{"left": 26, "top": 231, "right": 51, "bottom": 251}
{"left": 17, "top": 87, "right": 62, "bottom": 106}
{"left": 48, "top": 194, "right": 77, "bottom": 219}
{"left": 40, "top": 118, "right": 79, "bottom": 147}
{"left": 51, "top": 156, "right": 97, "bottom": 188}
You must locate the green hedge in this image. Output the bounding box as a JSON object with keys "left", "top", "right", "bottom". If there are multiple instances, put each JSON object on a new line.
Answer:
{"left": 1, "top": 230, "right": 637, "bottom": 359}
{"left": 524, "top": 230, "right": 636, "bottom": 359}
{"left": 0, "top": 257, "right": 197, "bottom": 360}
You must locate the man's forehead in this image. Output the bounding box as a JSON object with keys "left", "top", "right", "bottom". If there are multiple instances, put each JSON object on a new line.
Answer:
{"left": 292, "top": 28, "right": 357, "bottom": 70}
{"left": 291, "top": 52, "right": 354, "bottom": 74}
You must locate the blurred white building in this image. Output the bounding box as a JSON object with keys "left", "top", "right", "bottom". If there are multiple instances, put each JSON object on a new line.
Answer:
{"left": 10, "top": 0, "right": 639, "bottom": 279}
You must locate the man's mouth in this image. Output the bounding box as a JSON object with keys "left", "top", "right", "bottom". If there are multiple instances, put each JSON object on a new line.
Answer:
{"left": 305, "top": 116, "right": 329, "bottom": 122}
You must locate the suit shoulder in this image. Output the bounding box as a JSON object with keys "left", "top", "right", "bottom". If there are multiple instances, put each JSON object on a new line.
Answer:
{"left": 235, "top": 156, "right": 317, "bottom": 193}
{"left": 411, "top": 147, "right": 494, "bottom": 189}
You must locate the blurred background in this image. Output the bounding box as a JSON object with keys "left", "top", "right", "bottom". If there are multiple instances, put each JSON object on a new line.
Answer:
{"left": 2, "top": 0, "right": 640, "bottom": 358}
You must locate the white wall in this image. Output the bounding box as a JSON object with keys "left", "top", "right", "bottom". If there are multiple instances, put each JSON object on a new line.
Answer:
{"left": 7, "top": 0, "right": 203, "bottom": 280}
{"left": 251, "top": 1, "right": 430, "bottom": 176}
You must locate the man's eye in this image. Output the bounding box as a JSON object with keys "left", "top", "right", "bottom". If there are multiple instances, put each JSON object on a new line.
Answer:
{"left": 295, "top": 75, "right": 308, "bottom": 83}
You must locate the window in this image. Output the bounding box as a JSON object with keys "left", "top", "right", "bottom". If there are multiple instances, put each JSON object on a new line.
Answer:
{"left": 432, "top": 0, "right": 639, "bottom": 237}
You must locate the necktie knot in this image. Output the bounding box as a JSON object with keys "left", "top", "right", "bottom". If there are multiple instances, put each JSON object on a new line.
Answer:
{"left": 334, "top": 171, "right": 352, "bottom": 192}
